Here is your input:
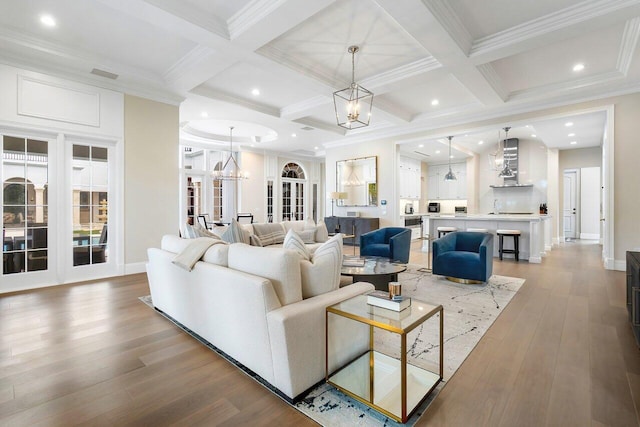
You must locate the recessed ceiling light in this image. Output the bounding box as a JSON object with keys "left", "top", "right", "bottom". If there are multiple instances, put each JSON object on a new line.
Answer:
{"left": 251, "top": 88, "right": 260, "bottom": 96}
{"left": 291, "top": 133, "right": 296, "bottom": 137}
{"left": 435, "top": 150, "right": 441, "bottom": 154}
{"left": 431, "top": 99, "right": 439, "bottom": 106}
{"left": 570, "top": 141, "right": 577, "bottom": 145}
{"left": 531, "top": 134, "right": 536, "bottom": 138}
{"left": 314, "top": 146, "right": 318, "bottom": 150}
{"left": 568, "top": 133, "right": 575, "bottom": 137}
{"left": 450, "top": 155, "right": 454, "bottom": 159}
{"left": 40, "top": 14, "right": 56, "bottom": 27}
{"left": 478, "top": 140, "right": 484, "bottom": 145}
{"left": 573, "top": 63, "right": 585, "bottom": 72}
{"left": 201, "top": 111, "right": 208, "bottom": 118}
{"left": 418, "top": 144, "right": 424, "bottom": 148}
{"left": 250, "top": 144, "right": 255, "bottom": 147}
{"left": 565, "top": 122, "right": 573, "bottom": 127}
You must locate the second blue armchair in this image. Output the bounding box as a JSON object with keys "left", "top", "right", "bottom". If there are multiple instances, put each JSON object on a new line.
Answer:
{"left": 432, "top": 231, "right": 494, "bottom": 283}
{"left": 360, "top": 227, "right": 411, "bottom": 263}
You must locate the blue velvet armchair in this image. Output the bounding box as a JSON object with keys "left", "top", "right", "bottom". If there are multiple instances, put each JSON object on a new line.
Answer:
{"left": 359, "top": 227, "right": 411, "bottom": 263}
{"left": 432, "top": 231, "right": 494, "bottom": 283}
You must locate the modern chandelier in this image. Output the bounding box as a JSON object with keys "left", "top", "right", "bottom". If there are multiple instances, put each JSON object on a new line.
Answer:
{"left": 444, "top": 136, "right": 457, "bottom": 181}
{"left": 498, "top": 126, "right": 515, "bottom": 178}
{"left": 333, "top": 45, "right": 374, "bottom": 130}
{"left": 212, "top": 126, "right": 249, "bottom": 181}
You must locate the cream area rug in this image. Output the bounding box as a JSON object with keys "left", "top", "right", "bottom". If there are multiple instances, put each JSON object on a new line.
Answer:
{"left": 141, "top": 266, "right": 525, "bottom": 426}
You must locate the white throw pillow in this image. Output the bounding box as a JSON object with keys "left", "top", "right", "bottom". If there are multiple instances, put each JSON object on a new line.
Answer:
{"left": 300, "top": 233, "right": 343, "bottom": 298}
{"left": 315, "top": 221, "right": 329, "bottom": 243}
{"left": 283, "top": 229, "right": 311, "bottom": 260}
{"left": 182, "top": 223, "right": 197, "bottom": 239}
{"left": 221, "top": 219, "right": 250, "bottom": 244}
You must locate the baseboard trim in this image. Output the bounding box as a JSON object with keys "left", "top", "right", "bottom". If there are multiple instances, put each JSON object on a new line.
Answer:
{"left": 613, "top": 259, "right": 626, "bottom": 271}
{"left": 580, "top": 233, "right": 600, "bottom": 239}
{"left": 529, "top": 256, "right": 542, "bottom": 264}
{"left": 125, "top": 262, "right": 147, "bottom": 275}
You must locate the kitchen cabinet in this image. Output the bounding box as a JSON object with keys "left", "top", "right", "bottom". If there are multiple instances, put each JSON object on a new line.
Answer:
{"left": 399, "top": 156, "right": 421, "bottom": 199}
{"left": 426, "top": 163, "right": 466, "bottom": 200}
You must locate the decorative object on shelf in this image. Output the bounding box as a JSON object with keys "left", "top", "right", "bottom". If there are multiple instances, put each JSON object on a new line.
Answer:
{"left": 328, "top": 191, "right": 348, "bottom": 216}
{"left": 366, "top": 290, "right": 411, "bottom": 311}
{"left": 444, "top": 136, "right": 457, "bottom": 181}
{"left": 333, "top": 45, "right": 373, "bottom": 130}
{"left": 498, "top": 126, "right": 515, "bottom": 178}
{"left": 212, "top": 126, "right": 249, "bottom": 181}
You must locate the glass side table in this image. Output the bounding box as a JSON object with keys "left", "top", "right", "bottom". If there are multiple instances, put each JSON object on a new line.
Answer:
{"left": 326, "top": 294, "right": 443, "bottom": 423}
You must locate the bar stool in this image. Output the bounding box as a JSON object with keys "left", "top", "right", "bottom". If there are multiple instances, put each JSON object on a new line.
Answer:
{"left": 437, "top": 226, "right": 457, "bottom": 238}
{"left": 466, "top": 228, "right": 489, "bottom": 232}
{"left": 497, "top": 229, "right": 521, "bottom": 261}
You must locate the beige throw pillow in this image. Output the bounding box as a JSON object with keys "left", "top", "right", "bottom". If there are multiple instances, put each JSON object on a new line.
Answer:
{"left": 315, "top": 221, "right": 329, "bottom": 243}
{"left": 252, "top": 223, "right": 285, "bottom": 246}
{"left": 221, "top": 219, "right": 250, "bottom": 244}
{"left": 300, "top": 233, "right": 343, "bottom": 298}
{"left": 283, "top": 229, "right": 311, "bottom": 260}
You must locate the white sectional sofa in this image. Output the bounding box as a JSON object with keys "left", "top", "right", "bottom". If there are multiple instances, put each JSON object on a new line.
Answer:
{"left": 146, "top": 235, "right": 374, "bottom": 401}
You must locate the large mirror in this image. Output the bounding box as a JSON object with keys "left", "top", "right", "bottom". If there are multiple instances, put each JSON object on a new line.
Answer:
{"left": 336, "top": 156, "right": 377, "bottom": 206}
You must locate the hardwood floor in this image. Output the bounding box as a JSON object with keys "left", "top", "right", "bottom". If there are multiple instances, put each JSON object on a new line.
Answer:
{"left": 0, "top": 241, "right": 638, "bottom": 426}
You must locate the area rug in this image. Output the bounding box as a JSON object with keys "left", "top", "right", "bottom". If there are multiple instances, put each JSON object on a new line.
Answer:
{"left": 140, "top": 266, "right": 524, "bottom": 426}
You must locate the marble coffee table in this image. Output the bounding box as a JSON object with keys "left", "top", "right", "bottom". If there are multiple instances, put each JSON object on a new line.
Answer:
{"left": 341, "top": 256, "right": 407, "bottom": 290}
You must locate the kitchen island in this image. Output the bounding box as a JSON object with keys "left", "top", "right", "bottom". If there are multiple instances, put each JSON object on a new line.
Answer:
{"left": 425, "top": 214, "right": 552, "bottom": 263}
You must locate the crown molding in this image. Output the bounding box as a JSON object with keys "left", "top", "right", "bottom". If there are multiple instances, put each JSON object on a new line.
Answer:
{"left": 228, "top": 0, "right": 288, "bottom": 40}
{"left": 476, "top": 63, "right": 509, "bottom": 102}
{"left": 0, "top": 54, "right": 184, "bottom": 106}
{"left": 617, "top": 17, "right": 640, "bottom": 75}
{"left": 360, "top": 56, "right": 441, "bottom": 88}
{"left": 0, "top": 26, "right": 163, "bottom": 83}
{"left": 190, "top": 85, "right": 281, "bottom": 117}
{"left": 421, "top": 0, "right": 473, "bottom": 54}
{"left": 508, "top": 71, "right": 625, "bottom": 102}
{"left": 470, "top": 0, "right": 639, "bottom": 58}
{"left": 292, "top": 117, "right": 345, "bottom": 136}
{"left": 163, "top": 45, "right": 218, "bottom": 85}
{"left": 142, "top": 0, "right": 230, "bottom": 40}
{"left": 280, "top": 95, "right": 330, "bottom": 119}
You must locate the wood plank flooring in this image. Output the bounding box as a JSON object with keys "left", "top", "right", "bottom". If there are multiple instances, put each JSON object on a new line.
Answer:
{"left": 0, "top": 241, "right": 638, "bottom": 426}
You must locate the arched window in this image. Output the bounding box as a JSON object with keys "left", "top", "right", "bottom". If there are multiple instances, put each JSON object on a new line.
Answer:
{"left": 281, "top": 163, "right": 305, "bottom": 179}
{"left": 280, "top": 162, "right": 306, "bottom": 221}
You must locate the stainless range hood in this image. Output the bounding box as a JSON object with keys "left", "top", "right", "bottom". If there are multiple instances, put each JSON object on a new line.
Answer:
{"left": 491, "top": 138, "right": 530, "bottom": 188}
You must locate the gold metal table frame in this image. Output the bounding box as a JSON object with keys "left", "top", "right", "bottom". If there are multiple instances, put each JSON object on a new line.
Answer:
{"left": 325, "top": 295, "right": 443, "bottom": 423}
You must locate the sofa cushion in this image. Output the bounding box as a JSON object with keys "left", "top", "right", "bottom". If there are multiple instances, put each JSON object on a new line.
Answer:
{"left": 283, "top": 229, "right": 311, "bottom": 260}
{"left": 300, "top": 234, "right": 343, "bottom": 298}
{"left": 202, "top": 243, "right": 230, "bottom": 266}
{"left": 282, "top": 220, "right": 307, "bottom": 233}
{"left": 221, "top": 219, "right": 250, "bottom": 244}
{"left": 228, "top": 244, "right": 303, "bottom": 306}
{"left": 253, "top": 223, "right": 286, "bottom": 246}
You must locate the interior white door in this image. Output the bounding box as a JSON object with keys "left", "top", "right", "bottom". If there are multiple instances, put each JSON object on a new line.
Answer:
{"left": 563, "top": 170, "right": 577, "bottom": 239}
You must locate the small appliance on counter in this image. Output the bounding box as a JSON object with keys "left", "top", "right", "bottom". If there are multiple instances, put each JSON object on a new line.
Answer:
{"left": 427, "top": 202, "right": 440, "bottom": 213}
{"left": 455, "top": 206, "right": 467, "bottom": 215}
{"left": 404, "top": 202, "right": 414, "bottom": 214}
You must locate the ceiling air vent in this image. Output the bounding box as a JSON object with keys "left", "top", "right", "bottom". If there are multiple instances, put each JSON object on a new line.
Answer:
{"left": 300, "top": 126, "right": 314, "bottom": 131}
{"left": 413, "top": 151, "right": 430, "bottom": 157}
{"left": 91, "top": 68, "right": 118, "bottom": 80}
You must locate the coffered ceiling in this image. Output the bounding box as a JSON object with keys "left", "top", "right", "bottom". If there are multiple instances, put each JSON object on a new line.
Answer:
{"left": 0, "top": 0, "right": 636, "bottom": 157}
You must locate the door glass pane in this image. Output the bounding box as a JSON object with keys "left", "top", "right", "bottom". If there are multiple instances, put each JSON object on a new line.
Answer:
{"left": 282, "top": 182, "right": 291, "bottom": 221}
{"left": 3, "top": 135, "right": 48, "bottom": 275}
{"left": 72, "top": 144, "right": 108, "bottom": 267}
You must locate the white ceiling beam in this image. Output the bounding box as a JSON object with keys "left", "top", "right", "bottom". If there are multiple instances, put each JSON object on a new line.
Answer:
{"left": 190, "top": 86, "right": 282, "bottom": 118}
{"left": 375, "top": 0, "right": 506, "bottom": 105}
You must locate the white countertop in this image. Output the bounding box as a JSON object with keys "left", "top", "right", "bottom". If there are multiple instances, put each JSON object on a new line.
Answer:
{"left": 425, "top": 214, "right": 551, "bottom": 221}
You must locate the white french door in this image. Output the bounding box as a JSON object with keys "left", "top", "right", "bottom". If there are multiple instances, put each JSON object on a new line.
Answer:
{"left": 281, "top": 179, "right": 305, "bottom": 221}
{"left": 1, "top": 130, "right": 120, "bottom": 292}
{"left": 563, "top": 170, "right": 577, "bottom": 240}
